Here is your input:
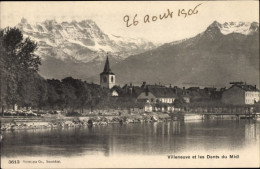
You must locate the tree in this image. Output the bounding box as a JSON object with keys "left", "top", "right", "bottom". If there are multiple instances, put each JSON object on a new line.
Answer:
{"left": 61, "top": 77, "right": 92, "bottom": 113}
{"left": 77, "top": 82, "right": 91, "bottom": 113}
{"left": 0, "top": 27, "right": 41, "bottom": 110}
{"left": 2, "top": 27, "right": 40, "bottom": 73}
{"left": 46, "top": 79, "right": 64, "bottom": 109}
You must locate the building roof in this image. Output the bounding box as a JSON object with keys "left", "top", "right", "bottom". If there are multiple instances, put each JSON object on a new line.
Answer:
{"left": 232, "top": 84, "right": 259, "bottom": 92}
{"left": 100, "top": 55, "right": 115, "bottom": 75}
{"left": 148, "top": 87, "right": 177, "bottom": 98}
{"left": 204, "top": 87, "right": 217, "bottom": 91}
{"left": 187, "top": 87, "right": 200, "bottom": 91}
{"left": 132, "top": 86, "right": 143, "bottom": 96}
{"left": 110, "top": 85, "right": 123, "bottom": 94}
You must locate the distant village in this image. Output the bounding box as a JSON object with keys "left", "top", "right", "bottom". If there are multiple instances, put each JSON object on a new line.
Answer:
{"left": 1, "top": 24, "right": 259, "bottom": 129}
{"left": 100, "top": 55, "right": 260, "bottom": 112}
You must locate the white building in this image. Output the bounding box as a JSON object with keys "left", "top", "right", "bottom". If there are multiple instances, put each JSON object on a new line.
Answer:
{"left": 222, "top": 82, "right": 259, "bottom": 105}
{"left": 111, "top": 90, "right": 119, "bottom": 96}
{"left": 137, "top": 87, "right": 177, "bottom": 104}
{"left": 245, "top": 91, "right": 259, "bottom": 104}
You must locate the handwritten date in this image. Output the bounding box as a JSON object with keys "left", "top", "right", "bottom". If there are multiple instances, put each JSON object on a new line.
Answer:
{"left": 123, "top": 3, "right": 202, "bottom": 27}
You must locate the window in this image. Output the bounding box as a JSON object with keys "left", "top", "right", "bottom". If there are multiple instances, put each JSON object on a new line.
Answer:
{"left": 103, "top": 76, "right": 107, "bottom": 83}
{"left": 111, "top": 76, "right": 114, "bottom": 82}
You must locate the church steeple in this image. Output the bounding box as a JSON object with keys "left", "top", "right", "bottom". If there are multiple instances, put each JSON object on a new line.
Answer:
{"left": 100, "top": 53, "right": 116, "bottom": 89}
{"left": 100, "top": 53, "right": 114, "bottom": 75}
{"left": 103, "top": 54, "right": 111, "bottom": 73}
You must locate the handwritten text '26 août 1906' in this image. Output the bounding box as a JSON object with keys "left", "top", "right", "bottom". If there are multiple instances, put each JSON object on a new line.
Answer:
{"left": 123, "top": 3, "right": 202, "bottom": 28}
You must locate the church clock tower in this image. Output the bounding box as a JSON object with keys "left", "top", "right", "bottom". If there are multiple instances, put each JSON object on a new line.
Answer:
{"left": 100, "top": 54, "right": 115, "bottom": 89}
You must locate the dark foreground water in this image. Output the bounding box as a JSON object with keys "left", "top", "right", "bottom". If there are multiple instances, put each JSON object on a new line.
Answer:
{"left": 1, "top": 119, "right": 259, "bottom": 158}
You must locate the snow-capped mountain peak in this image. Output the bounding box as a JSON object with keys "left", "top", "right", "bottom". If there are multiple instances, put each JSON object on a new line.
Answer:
{"left": 16, "top": 18, "right": 157, "bottom": 63}
{"left": 207, "top": 21, "right": 259, "bottom": 35}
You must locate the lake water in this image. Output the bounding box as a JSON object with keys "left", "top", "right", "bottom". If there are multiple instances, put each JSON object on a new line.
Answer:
{"left": 1, "top": 119, "right": 259, "bottom": 168}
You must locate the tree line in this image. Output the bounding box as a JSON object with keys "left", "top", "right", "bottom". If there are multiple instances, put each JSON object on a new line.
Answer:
{"left": 0, "top": 27, "right": 116, "bottom": 113}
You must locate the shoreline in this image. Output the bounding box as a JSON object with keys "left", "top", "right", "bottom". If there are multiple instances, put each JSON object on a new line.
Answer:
{"left": 0, "top": 112, "right": 171, "bottom": 131}
{"left": 1, "top": 112, "right": 258, "bottom": 131}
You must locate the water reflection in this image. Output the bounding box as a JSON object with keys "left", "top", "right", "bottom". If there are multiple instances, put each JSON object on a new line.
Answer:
{"left": 1, "top": 120, "right": 259, "bottom": 157}
{"left": 245, "top": 122, "right": 259, "bottom": 144}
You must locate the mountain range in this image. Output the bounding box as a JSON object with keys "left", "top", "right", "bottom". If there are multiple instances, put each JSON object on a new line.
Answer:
{"left": 17, "top": 19, "right": 259, "bottom": 87}
{"left": 16, "top": 18, "right": 157, "bottom": 79}
{"left": 89, "top": 21, "right": 259, "bottom": 87}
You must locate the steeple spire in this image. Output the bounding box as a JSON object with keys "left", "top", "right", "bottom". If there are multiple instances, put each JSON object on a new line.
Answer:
{"left": 103, "top": 52, "right": 111, "bottom": 73}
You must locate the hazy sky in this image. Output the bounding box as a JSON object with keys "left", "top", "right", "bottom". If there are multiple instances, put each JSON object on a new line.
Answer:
{"left": 1, "top": 1, "right": 259, "bottom": 43}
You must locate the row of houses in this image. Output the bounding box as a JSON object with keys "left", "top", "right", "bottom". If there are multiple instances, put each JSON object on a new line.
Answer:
{"left": 111, "top": 81, "right": 260, "bottom": 106}
{"left": 100, "top": 55, "right": 259, "bottom": 107}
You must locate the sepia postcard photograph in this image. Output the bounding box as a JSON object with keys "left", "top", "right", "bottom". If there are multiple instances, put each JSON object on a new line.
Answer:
{"left": 0, "top": 1, "right": 259, "bottom": 168}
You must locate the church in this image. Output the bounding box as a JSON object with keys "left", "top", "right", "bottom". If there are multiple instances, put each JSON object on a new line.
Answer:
{"left": 100, "top": 54, "right": 116, "bottom": 89}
